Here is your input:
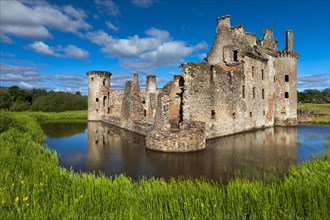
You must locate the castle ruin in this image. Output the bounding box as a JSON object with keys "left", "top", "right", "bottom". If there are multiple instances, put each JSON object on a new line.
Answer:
{"left": 87, "top": 15, "right": 299, "bottom": 152}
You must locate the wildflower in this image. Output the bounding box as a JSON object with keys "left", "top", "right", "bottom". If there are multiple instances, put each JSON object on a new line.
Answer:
{"left": 213, "top": 204, "right": 217, "bottom": 208}
{"left": 23, "top": 196, "right": 29, "bottom": 202}
{"left": 201, "top": 203, "right": 204, "bottom": 208}
{"left": 21, "top": 180, "right": 24, "bottom": 184}
{"left": 15, "top": 197, "right": 19, "bottom": 203}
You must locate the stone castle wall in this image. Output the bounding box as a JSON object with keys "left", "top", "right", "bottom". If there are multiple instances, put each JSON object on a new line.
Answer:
{"left": 87, "top": 15, "right": 299, "bottom": 152}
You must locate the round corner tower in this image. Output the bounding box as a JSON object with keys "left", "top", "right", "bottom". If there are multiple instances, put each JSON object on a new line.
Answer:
{"left": 86, "top": 70, "right": 112, "bottom": 121}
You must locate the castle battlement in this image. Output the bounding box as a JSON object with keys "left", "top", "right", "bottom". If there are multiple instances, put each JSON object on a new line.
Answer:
{"left": 87, "top": 15, "right": 298, "bottom": 152}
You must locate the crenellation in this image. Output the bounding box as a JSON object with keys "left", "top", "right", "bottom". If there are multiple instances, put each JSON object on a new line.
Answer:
{"left": 87, "top": 15, "right": 298, "bottom": 152}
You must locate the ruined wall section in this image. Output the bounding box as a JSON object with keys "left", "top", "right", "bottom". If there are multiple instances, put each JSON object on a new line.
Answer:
{"left": 243, "top": 55, "right": 275, "bottom": 128}
{"left": 103, "top": 89, "right": 124, "bottom": 126}
{"left": 261, "top": 28, "right": 278, "bottom": 50}
{"left": 146, "top": 78, "right": 206, "bottom": 152}
{"left": 182, "top": 56, "right": 275, "bottom": 139}
{"left": 120, "top": 74, "right": 147, "bottom": 134}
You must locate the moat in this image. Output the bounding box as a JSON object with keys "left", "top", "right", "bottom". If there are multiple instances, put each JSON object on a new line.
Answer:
{"left": 41, "top": 122, "right": 330, "bottom": 184}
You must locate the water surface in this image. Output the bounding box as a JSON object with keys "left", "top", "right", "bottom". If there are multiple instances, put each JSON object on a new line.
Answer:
{"left": 42, "top": 122, "right": 330, "bottom": 183}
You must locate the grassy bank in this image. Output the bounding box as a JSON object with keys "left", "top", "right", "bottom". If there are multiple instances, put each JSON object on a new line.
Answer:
{"left": 12, "top": 110, "right": 87, "bottom": 122}
{"left": 1, "top": 112, "right": 330, "bottom": 219}
{"left": 298, "top": 103, "right": 330, "bottom": 124}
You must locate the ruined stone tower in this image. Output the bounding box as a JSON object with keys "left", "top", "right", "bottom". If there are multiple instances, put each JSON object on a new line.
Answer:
{"left": 86, "top": 15, "right": 299, "bottom": 152}
{"left": 86, "top": 71, "right": 111, "bottom": 121}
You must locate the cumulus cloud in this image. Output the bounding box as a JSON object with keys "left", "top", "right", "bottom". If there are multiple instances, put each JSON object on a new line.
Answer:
{"left": 28, "top": 41, "right": 89, "bottom": 60}
{"left": 29, "top": 41, "right": 60, "bottom": 57}
{"left": 0, "top": 62, "right": 87, "bottom": 93}
{"left": 105, "top": 21, "right": 119, "bottom": 31}
{"left": 298, "top": 74, "right": 330, "bottom": 89}
{"left": 86, "top": 28, "right": 208, "bottom": 73}
{"left": 63, "top": 45, "right": 90, "bottom": 60}
{"left": 0, "top": 0, "right": 91, "bottom": 42}
{"left": 94, "top": 0, "right": 120, "bottom": 16}
{"left": 131, "top": 0, "right": 158, "bottom": 8}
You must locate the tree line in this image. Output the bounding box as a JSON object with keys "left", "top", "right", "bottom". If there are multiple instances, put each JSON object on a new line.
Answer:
{"left": 0, "top": 86, "right": 87, "bottom": 112}
{"left": 0, "top": 86, "right": 328, "bottom": 112}
{"left": 297, "top": 88, "right": 330, "bottom": 103}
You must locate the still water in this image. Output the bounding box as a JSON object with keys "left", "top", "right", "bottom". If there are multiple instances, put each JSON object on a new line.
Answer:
{"left": 42, "top": 122, "right": 330, "bottom": 183}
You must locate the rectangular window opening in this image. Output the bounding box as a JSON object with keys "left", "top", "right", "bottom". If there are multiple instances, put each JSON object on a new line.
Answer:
{"left": 262, "top": 89, "right": 265, "bottom": 100}
{"left": 263, "top": 110, "right": 265, "bottom": 116}
{"left": 285, "top": 92, "right": 289, "bottom": 98}
{"left": 274, "top": 75, "right": 276, "bottom": 83}
{"left": 253, "top": 87, "right": 256, "bottom": 99}
{"left": 250, "top": 112, "right": 252, "bottom": 117}
{"left": 252, "top": 66, "right": 255, "bottom": 78}
{"left": 103, "top": 96, "right": 106, "bottom": 107}
{"left": 96, "top": 98, "right": 99, "bottom": 102}
{"left": 262, "top": 69, "right": 264, "bottom": 80}
{"left": 242, "top": 85, "right": 245, "bottom": 99}
{"left": 210, "top": 65, "right": 214, "bottom": 81}
{"left": 285, "top": 75, "right": 289, "bottom": 82}
{"left": 233, "top": 50, "right": 238, "bottom": 62}
{"left": 211, "top": 110, "right": 216, "bottom": 119}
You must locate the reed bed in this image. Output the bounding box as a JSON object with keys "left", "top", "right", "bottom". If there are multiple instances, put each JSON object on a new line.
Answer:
{"left": 0, "top": 112, "right": 329, "bottom": 219}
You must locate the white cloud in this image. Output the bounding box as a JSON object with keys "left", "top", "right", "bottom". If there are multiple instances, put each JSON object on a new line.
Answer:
{"left": 94, "top": 0, "right": 120, "bottom": 16}
{"left": 28, "top": 41, "right": 89, "bottom": 60}
{"left": 105, "top": 21, "right": 119, "bottom": 31}
{"left": 0, "top": 62, "right": 87, "bottom": 94}
{"left": 29, "top": 41, "right": 60, "bottom": 57}
{"left": 298, "top": 74, "right": 330, "bottom": 88}
{"left": 63, "top": 5, "right": 86, "bottom": 19}
{"left": 87, "top": 30, "right": 162, "bottom": 57}
{"left": 131, "top": 0, "right": 158, "bottom": 8}
{"left": 63, "top": 45, "right": 89, "bottom": 60}
{"left": 87, "top": 28, "right": 208, "bottom": 73}
{"left": 0, "top": 0, "right": 91, "bottom": 42}
{"left": 145, "top": 28, "right": 170, "bottom": 40}
{"left": 1, "top": 25, "right": 51, "bottom": 40}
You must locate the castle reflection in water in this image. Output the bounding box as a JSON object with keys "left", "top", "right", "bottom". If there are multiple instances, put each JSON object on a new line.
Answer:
{"left": 86, "top": 122, "right": 297, "bottom": 183}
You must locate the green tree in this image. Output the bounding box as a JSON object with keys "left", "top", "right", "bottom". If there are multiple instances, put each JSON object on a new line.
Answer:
{"left": 31, "top": 88, "right": 48, "bottom": 102}
{"left": 322, "top": 88, "right": 330, "bottom": 103}
{"left": 31, "top": 91, "right": 87, "bottom": 112}
{"left": 0, "top": 89, "right": 11, "bottom": 110}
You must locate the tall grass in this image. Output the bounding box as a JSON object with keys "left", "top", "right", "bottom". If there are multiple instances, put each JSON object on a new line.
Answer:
{"left": 0, "top": 112, "right": 329, "bottom": 219}
{"left": 12, "top": 110, "right": 87, "bottom": 122}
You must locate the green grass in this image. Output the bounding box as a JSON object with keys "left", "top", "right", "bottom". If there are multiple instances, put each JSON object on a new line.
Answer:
{"left": 12, "top": 110, "right": 87, "bottom": 122}
{"left": 0, "top": 112, "right": 330, "bottom": 219}
{"left": 298, "top": 103, "right": 330, "bottom": 115}
{"left": 311, "top": 117, "right": 330, "bottom": 124}
{"left": 298, "top": 103, "right": 330, "bottom": 124}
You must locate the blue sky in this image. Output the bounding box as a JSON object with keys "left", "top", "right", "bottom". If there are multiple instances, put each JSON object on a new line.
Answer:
{"left": 0, "top": 0, "right": 329, "bottom": 95}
